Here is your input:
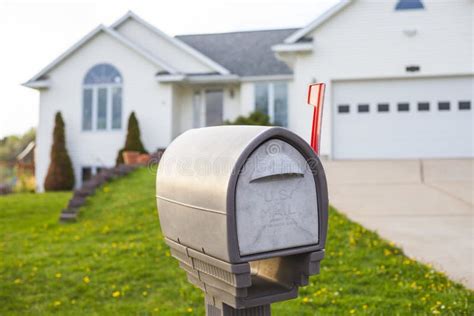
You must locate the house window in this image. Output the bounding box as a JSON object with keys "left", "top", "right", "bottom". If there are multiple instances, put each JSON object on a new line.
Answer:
{"left": 338, "top": 105, "right": 350, "bottom": 113}
{"left": 438, "top": 102, "right": 450, "bottom": 111}
{"left": 358, "top": 104, "right": 369, "bottom": 113}
{"left": 81, "top": 167, "right": 92, "bottom": 182}
{"left": 192, "top": 91, "right": 203, "bottom": 128}
{"left": 377, "top": 103, "right": 389, "bottom": 112}
{"left": 459, "top": 101, "right": 471, "bottom": 110}
{"left": 82, "top": 63, "right": 122, "bottom": 131}
{"left": 395, "top": 0, "right": 424, "bottom": 10}
{"left": 397, "top": 103, "right": 410, "bottom": 112}
{"left": 418, "top": 102, "right": 430, "bottom": 111}
{"left": 254, "top": 82, "right": 288, "bottom": 127}
{"left": 81, "top": 166, "right": 105, "bottom": 183}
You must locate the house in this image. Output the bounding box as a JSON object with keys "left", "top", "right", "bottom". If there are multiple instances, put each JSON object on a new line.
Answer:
{"left": 24, "top": 0, "right": 473, "bottom": 192}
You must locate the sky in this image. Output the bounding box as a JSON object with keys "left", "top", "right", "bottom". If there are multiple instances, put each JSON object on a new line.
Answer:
{"left": 0, "top": 0, "right": 339, "bottom": 139}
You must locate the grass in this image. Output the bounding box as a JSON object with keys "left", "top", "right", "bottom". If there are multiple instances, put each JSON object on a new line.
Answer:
{"left": 0, "top": 168, "right": 472, "bottom": 315}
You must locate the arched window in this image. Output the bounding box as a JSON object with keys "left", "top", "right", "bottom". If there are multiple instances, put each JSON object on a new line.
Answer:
{"left": 82, "top": 63, "right": 122, "bottom": 131}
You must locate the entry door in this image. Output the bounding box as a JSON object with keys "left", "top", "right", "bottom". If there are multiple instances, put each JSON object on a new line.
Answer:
{"left": 333, "top": 76, "right": 473, "bottom": 159}
{"left": 205, "top": 90, "right": 224, "bottom": 126}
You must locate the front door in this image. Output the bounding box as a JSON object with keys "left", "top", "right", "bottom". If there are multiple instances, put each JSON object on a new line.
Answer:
{"left": 205, "top": 90, "right": 224, "bottom": 126}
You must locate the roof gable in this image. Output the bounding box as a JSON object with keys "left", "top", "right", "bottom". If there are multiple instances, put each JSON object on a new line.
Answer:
{"left": 284, "top": 0, "right": 353, "bottom": 44}
{"left": 111, "top": 11, "right": 230, "bottom": 75}
{"left": 24, "top": 25, "right": 177, "bottom": 87}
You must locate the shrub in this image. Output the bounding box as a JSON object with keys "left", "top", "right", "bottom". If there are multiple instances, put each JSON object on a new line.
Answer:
{"left": 116, "top": 112, "right": 148, "bottom": 165}
{"left": 44, "top": 112, "right": 75, "bottom": 191}
{"left": 14, "top": 172, "right": 36, "bottom": 193}
{"left": 224, "top": 111, "right": 272, "bottom": 126}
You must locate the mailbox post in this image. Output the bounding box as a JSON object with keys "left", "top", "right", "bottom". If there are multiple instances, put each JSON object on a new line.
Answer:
{"left": 156, "top": 126, "right": 328, "bottom": 315}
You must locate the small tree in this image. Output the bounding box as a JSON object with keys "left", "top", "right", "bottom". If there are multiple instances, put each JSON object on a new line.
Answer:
{"left": 116, "top": 112, "right": 148, "bottom": 165}
{"left": 224, "top": 111, "right": 272, "bottom": 126}
{"left": 44, "top": 112, "right": 75, "bottom": 191}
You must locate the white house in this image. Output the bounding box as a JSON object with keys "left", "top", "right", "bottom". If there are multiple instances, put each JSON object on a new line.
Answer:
{"left": 25, "top": 0, "right": 473, "bottom": 192}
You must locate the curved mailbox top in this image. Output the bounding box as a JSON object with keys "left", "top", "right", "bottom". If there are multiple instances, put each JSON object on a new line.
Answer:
{"left": 156, "top": 126, "right": 328, "bottom": 263}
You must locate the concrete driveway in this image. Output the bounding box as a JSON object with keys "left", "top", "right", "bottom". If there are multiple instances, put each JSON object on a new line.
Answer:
{"left": 322, "top": 159, "right": 473, "bottom": 289}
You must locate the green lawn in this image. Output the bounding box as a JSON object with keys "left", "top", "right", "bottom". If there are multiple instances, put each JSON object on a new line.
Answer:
{"left": 0, "top": 168, "right": 472, "bottom": 315}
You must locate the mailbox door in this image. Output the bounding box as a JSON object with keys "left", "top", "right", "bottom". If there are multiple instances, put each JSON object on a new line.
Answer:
{"left": 235, "top": 139, "right": 319, "bottom": 256}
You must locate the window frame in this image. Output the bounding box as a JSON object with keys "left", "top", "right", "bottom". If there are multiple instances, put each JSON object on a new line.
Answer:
{"left": 253, "top": 81, "right": 288, "bottom": 127}
{"left": 458, "top": 101, "right": 471, "bottom": 111}
{"left": 82, "top": 64, "right": 123, "bottom": 132}
{"left": 377, "top": 103, "right": 389, "bottom": 113}
{"left": 438, "top": 101, "right": 450, "bottom": 111}
{"left": 337, "top": 105, "right": 350, "bottom": 114}
{"left": 357, "top": 104, "right": 370, "bottom": 113}
{"left": 397, "top": 102, "right": 410, "bottom": 112}
{"left": 417, "top": 102, "right": 430, "bottom": 112}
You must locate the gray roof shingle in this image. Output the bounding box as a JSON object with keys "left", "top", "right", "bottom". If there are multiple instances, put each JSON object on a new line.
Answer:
{"left": 176, "top": 28, "right": 298, "bottom": 77}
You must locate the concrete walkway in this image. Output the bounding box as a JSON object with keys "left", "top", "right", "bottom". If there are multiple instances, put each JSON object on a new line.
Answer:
{"left": 322, "top": 159, "right": 474, "bottom": 289}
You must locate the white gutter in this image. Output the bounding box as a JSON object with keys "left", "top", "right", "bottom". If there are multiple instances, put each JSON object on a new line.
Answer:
{"left": 155, "top": 74, "right": 239, "bottom": 84}
{"left": 272, "top": 43, "right": 313, "bottom": 53}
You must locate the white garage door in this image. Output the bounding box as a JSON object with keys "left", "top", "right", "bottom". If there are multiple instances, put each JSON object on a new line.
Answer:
{"left": 333, "top": 76, "right": 473, "bottom": 159}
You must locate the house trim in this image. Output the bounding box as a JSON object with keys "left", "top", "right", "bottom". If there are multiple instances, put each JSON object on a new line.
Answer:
{"left": 156, "top": 74, "right": 239, "bottom": 84}
{"left": 111, "top": 11, "right": 231, "bottom": 75}
{"left": 284, "top": 0, "right": 353, "bottom": 44}
{"left": 23, "top": 25, "right": 178, "bottom": 88}
{"left": 240, "top": 75, "right": 293, "bottom": 82}
{"left": 23, "top": 79, "right": 51, "bottom": 89}
{"left": 271, "top": 43, "right": 313, "bottom": 53}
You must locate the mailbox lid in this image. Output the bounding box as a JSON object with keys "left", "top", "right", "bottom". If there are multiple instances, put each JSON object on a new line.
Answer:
{"left": 235, "top": 139, "right": 319, "bottom": 256}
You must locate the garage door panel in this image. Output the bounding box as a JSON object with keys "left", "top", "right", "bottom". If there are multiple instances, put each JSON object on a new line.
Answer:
{"left": 333, "top": 77, "right": 473, "bottom": 159}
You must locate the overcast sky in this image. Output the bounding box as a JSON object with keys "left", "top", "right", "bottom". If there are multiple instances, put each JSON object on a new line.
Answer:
{"left": 0, "top": 0, "right": 338, "bottom": 138}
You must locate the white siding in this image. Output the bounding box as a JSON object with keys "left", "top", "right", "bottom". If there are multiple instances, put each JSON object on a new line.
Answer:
{"left": 35, "top": 31, "right": 173, "bottom": 191}
{"left": 115, "top": 18, "right": 214, "bottom": 74}
{"left": 288, "top": 0, "right": 474, "bottom": 157}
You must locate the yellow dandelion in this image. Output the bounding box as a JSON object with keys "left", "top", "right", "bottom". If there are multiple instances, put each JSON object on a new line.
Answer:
{"left": 14, "top": 278, "right": 22, "bottom": 284}
{"left": 55, "top": 273, "right": 62, "bottom": 278}
{"left": 154, "top": 308, "right": 159, "bottom": 312}
{"left": 187, "top": 307, "right": 193, "bottom": 313}
{"left": 363, "top": 304, "right": 368, "bottom": 310}
{"left": 302, "top": 297, "right": 309, "bottom": 303}
{"left": 83, "top": 276, "right": 90, "bottom": 284}
{"left": 103, "top": 186, "right": 110, "bottom": 193}
{"left": 71, "top": 299, "right": 76, "bottom": 305}
{"left": 383, "top": 249, "right": 392, "bottom": 256}
{"left": 350, "top": 309, "right": 356, "bottom": 314}
{"left": 146, "top": 284, "right": 151, "bottom": 289}
{"left": 142, "top": 291, "right": 148, "bottom": 297}
{"left": 53, "top": 301, "right": 61, "bottom": 307}
{"left": 165, "top": 250, "right": 171, "bottom": 257}
{"left": 389, "top": 241, "right": 395, "bottom": 247}
{"left": 112, "top": 291, "right": 121, "bottom": 298}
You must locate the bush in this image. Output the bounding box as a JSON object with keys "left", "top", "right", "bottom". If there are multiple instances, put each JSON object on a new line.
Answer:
{"left": 44, "top": 112, "right": 75, "bottom": 191}
{"left": 116, "top": 112, "right": 148, "bottom": 165}
{"left": 224, "top": 111, "right": 272, "bottom": 126}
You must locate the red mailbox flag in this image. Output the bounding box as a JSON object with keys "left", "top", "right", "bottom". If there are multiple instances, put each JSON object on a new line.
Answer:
{"left": 307, "top": 83, "right": 326, "bottom": 154}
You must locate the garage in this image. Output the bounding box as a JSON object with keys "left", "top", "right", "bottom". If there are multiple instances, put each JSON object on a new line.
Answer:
{"left": 332, "top": 76, "right": 473, "bottom": 159}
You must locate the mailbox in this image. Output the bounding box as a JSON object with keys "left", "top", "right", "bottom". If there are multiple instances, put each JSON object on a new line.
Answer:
{"left": 156, "top": 126, "right": 328, "bottom": 315}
